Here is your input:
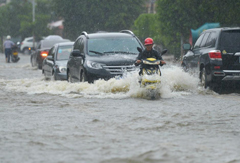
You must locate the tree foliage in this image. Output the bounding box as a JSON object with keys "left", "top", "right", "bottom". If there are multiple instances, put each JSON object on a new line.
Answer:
{"left": 0, "top": 0, "right": 52, "bottom": 41}
{"left": 52, "top": 0, "right": 144, "bottom": 40}
{"left": 155, "top": 0, "right": 240, "bottom": 59}
{"left": 133, "top": 14, "right": 160, "bottom": 42}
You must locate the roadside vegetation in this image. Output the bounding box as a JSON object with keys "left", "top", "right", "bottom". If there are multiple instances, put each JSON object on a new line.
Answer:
{"left": 0, "top": 0, "right": 240, "bottom": 59}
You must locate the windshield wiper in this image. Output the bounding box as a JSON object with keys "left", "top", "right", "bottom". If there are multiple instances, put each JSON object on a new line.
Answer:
{"left": 89, "top": 50, "right": 104, "bottom": 55}
{"left": 104, "top": 51, "right": 136, "bottom": 54}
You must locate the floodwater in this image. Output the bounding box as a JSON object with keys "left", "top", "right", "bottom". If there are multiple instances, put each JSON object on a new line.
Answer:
{"left": 0, "top": 53, "right": 240, "bottom": 163}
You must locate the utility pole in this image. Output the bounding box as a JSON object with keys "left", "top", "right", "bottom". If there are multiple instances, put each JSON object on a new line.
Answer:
{"left": 32, "top": 0, "right": 36, "bottom": 50}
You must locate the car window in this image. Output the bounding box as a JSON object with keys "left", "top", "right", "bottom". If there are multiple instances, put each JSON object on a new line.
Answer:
{"left": 194, "top": 34, "right": 205, "bottom": 49}
{"left": 79, "top": 39, "right": 84, "bottom": 53}
{"left": 27, "top": 39, "right": 33, "bottom": 42}
{"left": 200, "top": 32, "right": 210, "bottom": 47}
{"left": 56, "top": 45, "right": 73, "bottom": 60}
{"left": 48, "top": 47, "right": 55, "bottom": 57}
{"left": 73, "top": 38, "right": 82, "bottom": 50}
{"left": 219, "top": 30, "right": 240, "bottom": 49}
{"left": 37, "top": 43, "right": 41, "bottom": 49}
{"left": 87, "top": 37, "right": 140, "bottom": 56}
{"left": 205, "top": 32, "right": 217, "bottom": 47}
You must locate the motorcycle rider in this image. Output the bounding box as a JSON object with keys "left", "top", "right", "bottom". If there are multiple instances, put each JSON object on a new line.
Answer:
{"left": 3, "top": 35, "right": 15, "bottom": 63}
{"left": 135, "top": 37, "right": 166, "bottom": 75}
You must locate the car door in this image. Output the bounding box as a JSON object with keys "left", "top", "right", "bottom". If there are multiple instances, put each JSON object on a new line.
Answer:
{"left": 71, "top": 38, "right": 85, "bottom": 80}
{"left": 190, "top": 33, "right": 210, "bottom": 70}
{"left": 199, "top": 31, "right": 218, "bottom": 66}
{"left": 45, "top": 46, "right": 55, "bottom": 76}
{"left": 32, "top": 42, "right": 41, "bottom": 66}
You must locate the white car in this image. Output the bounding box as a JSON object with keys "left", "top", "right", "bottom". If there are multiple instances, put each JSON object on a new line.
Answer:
{"left": 20, "top": 37, "right": 38, "bottom": 54}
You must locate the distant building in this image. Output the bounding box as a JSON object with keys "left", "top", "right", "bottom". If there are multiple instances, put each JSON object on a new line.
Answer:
{"left": 145, "top": 0, "right": 156, "bottom": 13}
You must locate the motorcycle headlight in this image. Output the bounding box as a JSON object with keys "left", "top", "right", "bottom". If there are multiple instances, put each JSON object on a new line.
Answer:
{"left": 86, "top": 60, "right": 105, "bottom": 69}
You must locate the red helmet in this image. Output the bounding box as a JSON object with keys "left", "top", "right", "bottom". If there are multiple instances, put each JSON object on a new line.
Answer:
{"left": 144, "top": 37, "right": 153, "bottom": 45}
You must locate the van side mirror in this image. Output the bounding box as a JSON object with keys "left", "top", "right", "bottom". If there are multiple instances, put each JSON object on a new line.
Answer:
{"left": 137, "top": 47, "right": 143, "bottom": 53}
{"left": 72, "top": 49, "right": 84, "bottom": 58}
{"left": 161, "top": 49, "right": 168, "bottom": 56}
{"left": 46, "top": 55, "right": 54, "bottom": 61}
{"left": 183, "top": 44, "right": 191, "bottom": 50}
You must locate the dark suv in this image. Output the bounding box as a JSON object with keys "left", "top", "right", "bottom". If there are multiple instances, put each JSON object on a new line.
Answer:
{"left": 67, "top": 30, "right": 144, "bottom": 83}
{"left": 182, "top": 27, "right": 240, "bottom": 89}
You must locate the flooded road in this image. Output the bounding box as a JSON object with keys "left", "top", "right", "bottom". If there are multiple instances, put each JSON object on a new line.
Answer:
{"left": 0, "top": 53, "right": 240, "bottom": 163}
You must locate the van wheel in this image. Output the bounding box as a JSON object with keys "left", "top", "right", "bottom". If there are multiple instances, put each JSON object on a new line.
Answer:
{"left": 182, "top": 64, "right": 188, "bottom": 72}
{"left": 80, "top": 70, "right": 88, "bottom": 82}
{"left": 43, "top": 70, "right": 50, "bottom": 80}
{"left": 31, "top": 57, "right": 34, "bottom": 67}
{"left": 51, "top": 71, "right": 56, "bottom": 81}
{"left": 200, "top": 68, "right": 209, "bottom": 88}
{"left": 67, "top": 72, "right": 72, "bottom": 83}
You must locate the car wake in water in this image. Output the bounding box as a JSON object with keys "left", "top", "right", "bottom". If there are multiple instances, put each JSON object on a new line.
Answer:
{"left": 0, "top": 65, "right": 206, "bottom": 99}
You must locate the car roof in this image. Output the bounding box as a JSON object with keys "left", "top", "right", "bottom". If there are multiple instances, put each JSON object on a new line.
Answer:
{"left": 23, "top": 36, "right": 33, "bottom": 40}
{"left": 55, "top": 42, "right": 74, "bottom": 46}
{"left": 78, "top": 32, "right": 136, "bottom": 40}
{"left": 203, "top": 27, "right": 240, "bottom": 33}
{"left": 40, "top": 39, "right": 71, "bottom": 48}
{"left": 44, "top": 35, "right": 63, "bottom": 40}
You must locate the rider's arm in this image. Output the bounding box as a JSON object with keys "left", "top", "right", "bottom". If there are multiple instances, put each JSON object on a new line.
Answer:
{"left": 136, "top": 52, "right": 143, "bottom": 64}
{"left": 155, "top": 51, "right": 166, "bottom": 65}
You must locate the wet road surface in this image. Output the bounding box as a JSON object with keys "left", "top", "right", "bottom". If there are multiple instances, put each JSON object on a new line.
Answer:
{"left": 0, "top": 53, "right": 240, "bottom": 163}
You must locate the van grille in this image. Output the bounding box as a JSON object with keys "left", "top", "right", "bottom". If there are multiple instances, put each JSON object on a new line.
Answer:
{"left": 102, "top": 65, "right": 136, "bottom": 75}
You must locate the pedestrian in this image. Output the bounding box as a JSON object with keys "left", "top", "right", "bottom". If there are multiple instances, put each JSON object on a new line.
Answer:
{"left": 3, "top": 35, "right": 15, "bottom": 63}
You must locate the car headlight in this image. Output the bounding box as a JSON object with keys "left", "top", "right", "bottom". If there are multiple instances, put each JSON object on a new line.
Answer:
{"left": 59, "top": 67, "right": 66, "bottom": 73}
{"left": 55, "top": 65, "right": 66, "bottom": 73}
{"left": 86, "top": 60, "right": 105, "bottom": 69}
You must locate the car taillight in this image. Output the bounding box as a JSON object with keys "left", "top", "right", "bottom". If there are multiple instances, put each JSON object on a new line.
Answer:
{"left": 208, "top": 50, "right": 222, "bottom": 60}
{"left": 41, "top": 51, "right": 48, "bottom": 57}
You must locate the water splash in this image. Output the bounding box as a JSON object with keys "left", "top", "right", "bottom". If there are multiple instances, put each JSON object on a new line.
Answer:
{"left": 1, "top": 65, "right": 207, "bottom": 99}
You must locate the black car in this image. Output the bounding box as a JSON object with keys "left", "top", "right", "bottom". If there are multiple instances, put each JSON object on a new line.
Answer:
{"left": 182, "top": 27, "right": 240, "bottom": 89}
{"left": 67, "top": 30, "right": 144, "bottom": 83}
{"left": 42, "top": 42, "right": 74, "bottom": 80}
{"left": 30, "top": 37, "right": 70, "bottom": 69}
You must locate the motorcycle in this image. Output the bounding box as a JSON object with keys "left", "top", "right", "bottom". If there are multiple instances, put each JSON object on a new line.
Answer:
{"left": 11, "top": 45, "right": 20, "bottom": 63}
{"left": 136, "top": 47, "right": 167, "bottom": 99}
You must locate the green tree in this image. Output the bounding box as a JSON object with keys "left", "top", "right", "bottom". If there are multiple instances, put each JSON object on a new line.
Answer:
{"left": 0, "top": 0, "right": 52, "bottom": 41}
{"left": 52, "top": 0, "right": 144, "bottom": 40}
{"left": 156, "top": 0, "right": 240, "bottom": 59}
{"left": 133, "top": 14, "right": 160, "bottom": 42}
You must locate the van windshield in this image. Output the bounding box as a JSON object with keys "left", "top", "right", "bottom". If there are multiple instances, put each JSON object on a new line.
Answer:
{"left": 87, "top": 37, "right": 140, "bottom": 56}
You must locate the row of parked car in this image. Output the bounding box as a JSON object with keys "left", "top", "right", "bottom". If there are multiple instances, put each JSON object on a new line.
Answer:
{"left": 30, "top": 30, "right": 144, "bottom": 83}
{"left": 30, "top": 27, "right": 240, "bottom": 91}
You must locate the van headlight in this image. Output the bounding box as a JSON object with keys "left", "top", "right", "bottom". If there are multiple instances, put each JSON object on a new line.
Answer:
{"left": 86, "top": 60, "right": 105, "bottom": 69}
